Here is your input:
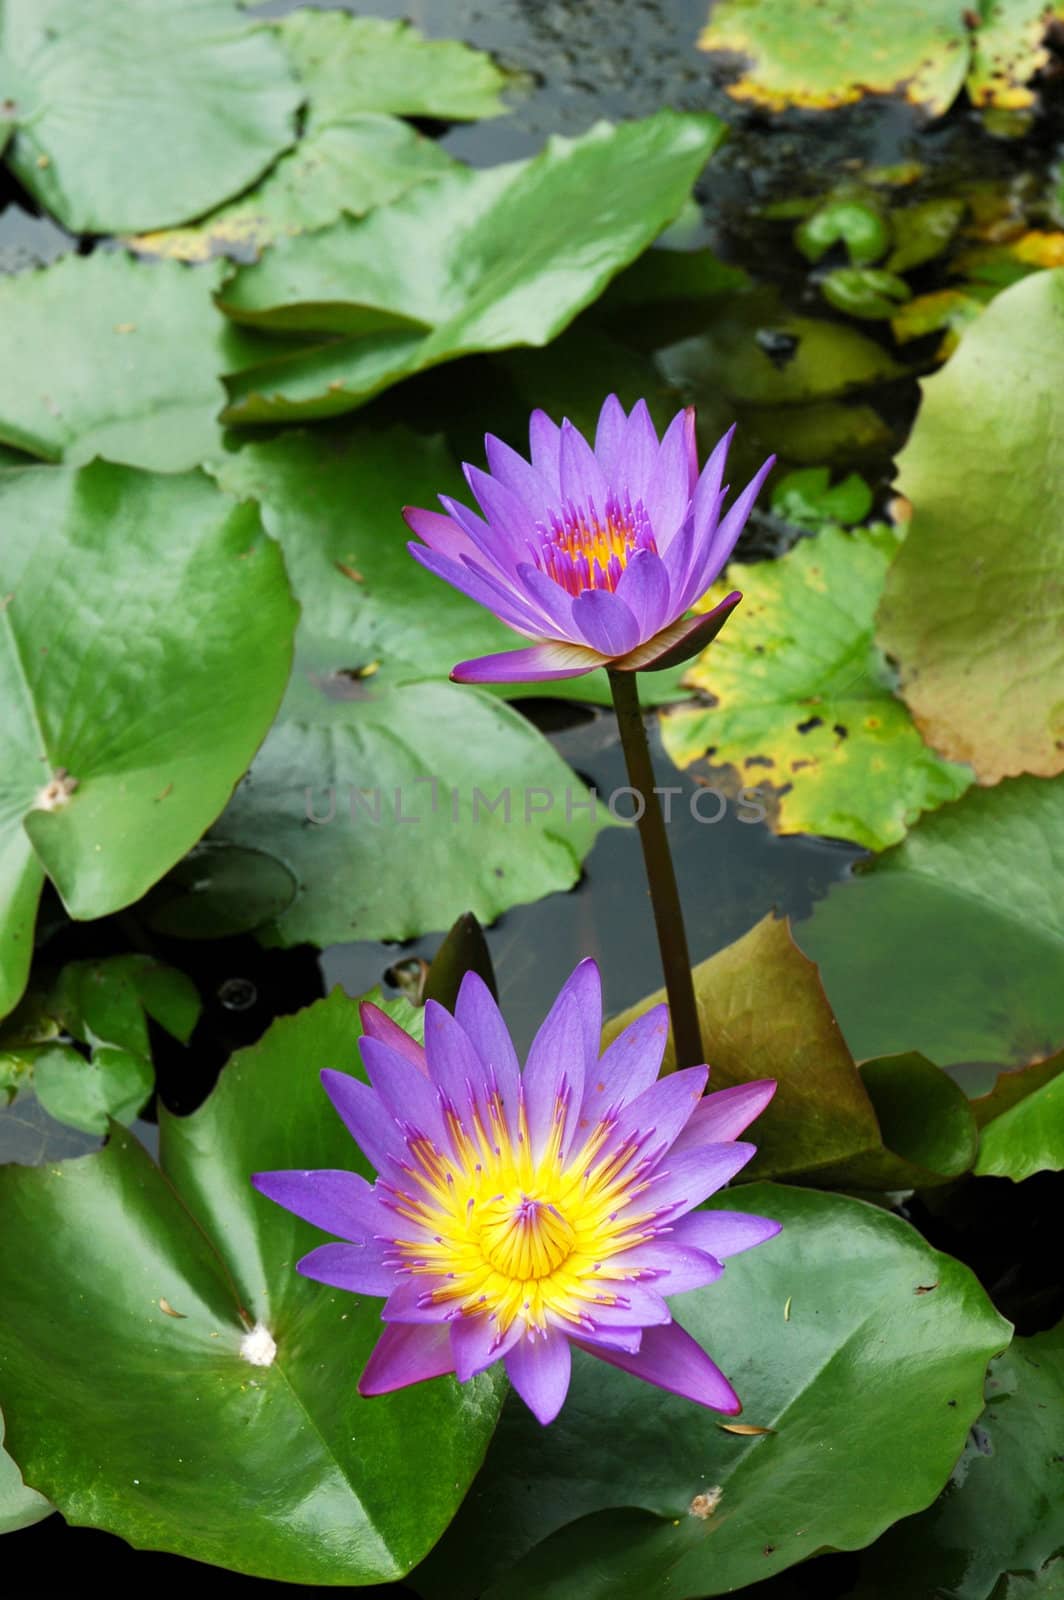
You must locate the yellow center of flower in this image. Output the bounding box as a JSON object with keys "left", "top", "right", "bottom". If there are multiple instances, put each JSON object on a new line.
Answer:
{"left": 390, "top": 1087, "right": 658, "bottom": 1338}
{"left": 537, "top": 496, "right": 656, "bottom": 597}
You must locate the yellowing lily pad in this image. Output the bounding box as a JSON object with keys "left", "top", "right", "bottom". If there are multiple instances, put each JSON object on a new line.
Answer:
{"left": 661, "top": 524, "right": 972, "bottom": 851}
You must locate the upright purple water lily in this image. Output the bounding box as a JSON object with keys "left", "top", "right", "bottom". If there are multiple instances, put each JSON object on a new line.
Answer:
{"left": 404, "top": 396, "right": 774, "bottom": 683}
{"left": 252, "top": 961, "right": 779, "bottom": 1426}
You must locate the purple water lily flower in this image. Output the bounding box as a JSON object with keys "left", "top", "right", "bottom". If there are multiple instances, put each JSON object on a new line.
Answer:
{"left": 252, "top": 961, "right": 779, "bottom": 1426}
{"left": 403, "top": 396, "right": 774, "bottom": 683}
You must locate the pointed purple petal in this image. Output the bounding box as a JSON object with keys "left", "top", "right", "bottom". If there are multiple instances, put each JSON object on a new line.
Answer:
{"left": 608, "top": 1239, "right": 724, "bottom": 1295}
{"left": 578, "top": 1318, "right": 740, "bottom": 1413}
{"left": 297, "top": 1240, "right": 394, "bottom": 1296}
{"left": 578, "top": 1279, "right": 671, "bottom": 1327}
{"left": 360, "top": 1036, "right": 448, "bottom": 1149}
{"left": 670, "top": 1081, "right": 777, "bottom": 1156}
{"left": 251, "top": 1167, "right": 392, "bottom": 1245}
{"left": 686, "top": 454, "right": 775, "bottom": 600}
{"left": 382, "top": 1276, "right": 454, "bottom": 1323}
{"left": 564, "top": 1322, "right": 643, "bottom": 1353}
{"left": 614, "top": 548, "right": 673, "bottom": 637}
{"left": 570, "top": 588, "right": 640, "bottom": 656}
{"left": 690, "top": 425, "right": 735, "bottom": 544}
{"left": 451, "top": 639, "right": 607, "bottom": 683}
{"left": 455, "top": 971, "right": 521, "bottom": 1134}
{"left": 505, "top": 1332, "right": 572, "bottom": 1425}
{"left": 484, "top": 433, "right": 550, "bottom": 507}
{"left": 408, "top": 543, "right": 543, "bottom": 636}
{"left": 514, "top": 562, "right": 579, "bottom": 637}
{"left": 672, "top": 1209, "right": 782, "bottom": 1260}
{"left": 593, "top": 393, "right": 628, "bottom": 479}
{"left": 601, "top": 1066, "right": 708, "bottom": 1170}
{"left": 359, "top": 1000, "right": 427, "bottom": 1076}
{"left": 358, "top": 1322, "right": 456, "bottom": 1395}
{"left": 423, "top": 999, "right": 485, "bottom": 1121}
{"left": 559, "top": 419, "right": 610, "bottom": 510}
{"left": 644, "top": 407, "right": 696, "bottom": 548}
{"left": 403, "top": 504, "right": 479, "bottom": 562}
{"left": 522, "top": 959, "right": 598, "bottom": 1161}
{"left": 577, "top": 1003, "right": 670, "bottom": 1130}
{"left": 620, "top": 400, "right": 659, "bottom": 503}
{"left": 641, "top": 1141, "right": 757, "bottom": 1222}
{"left": 528, "top": 409, "right": 562, "bottom": 493}
{"left": 320, "top": 1071, "right": 407, "bottom": 1177}
{"left": 450, "top": 1313, "right": 522, "bottom": 1381}
{"left": 610, "top": 590, "right": 741, "bottom": 673}
{"left": 464, "top": 465, "right": 538, "bottom": 558}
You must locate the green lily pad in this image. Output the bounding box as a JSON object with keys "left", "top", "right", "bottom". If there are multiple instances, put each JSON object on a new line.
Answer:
{"left": 820, "top": 267, "right": 911, "bottom": 320}
{"left": 878, "top": 269, "right": 1064, "bottom": 783}
{"left": 797, "top": 775, "right": 1064, "bottom": 1069}
{"left": 277, "top": 9, "right": 518, "bottom": 123}
{"left": 0, "top": 253, "right": 241, "bottom": 471}
{"left": 0, "top": 462, "right": 296, "bottom": 1020}
{"left": 414, "top": 1183, "right": 1011, "bottom": 1600}
{"left": 210, "top": 427, "right": 604, "bottom": 947}
{"left": 603, "top": 915, "right": 977, "bottom": 1188}
{"left": 220, "top": 112, "right": 725, "bottom": 421}
{"left": 139, "top": 841, "right": 299, "bottom": 939}
{"left": 975, "top": 1073, "right": 1064, "bottom": 1180}
{"left": 0, "top": 0, "right": 300, "bottom": 233}
{"left": 661, "top": 525, "right": 972, "bottom": 851}
{"left": 885, "top": 197, "right": 966, "bottom": 273}
{"left": 129, "top": 116, "right": 456, "bottom": 264}
{"left": 795, "top": 196, "right": 890, "bottom": 265}
{"left": 770, "top": 467, "right": 873, "bottom": 529}
{"left": 968, "top": 0, "right": 1064, "bottom": 109}
{"left": 0, "top": 992, "right": 502, "bottom": 1580}
{"left": 0, "top": 1409, "right": 50, "bottom": 1535}
{"left": 31, "top": 1043, "right": 152, "bottom": 1138}
{"left": 849, "top": 1324, "right": 1064, "bottom": 1599}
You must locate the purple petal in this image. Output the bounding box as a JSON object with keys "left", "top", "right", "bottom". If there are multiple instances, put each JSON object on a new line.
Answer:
{"left": 644, "top": 407, "right": 696, "bottom": 547}
{"left": 670, "top": 1081, "right": 777, "bottom": 1156}
{"left": 423, "top": 1000, "right": 485, "bottom": 1121}
{"left": 455, "top": 971, "right": 521, "bottom": 1133}
{"left": 251, "top": 1167, "right": 391, "bottom": 1245}
{"left": 614, "top": 548, "right": 673, "bottom": 638}
{"left": 382, "top": 1275, "right": 453, "bottom": 1323}
{"left": 593, "top": 393, "right": 628, "bottom": 480}
{"left": 611, "top": 590, "right": 741, "bottom": 673}
{"left": 578, "top": 1318, "right": 740, "bottom": 1413}
{"left": 522, "top": 959, "right": 599, "bottom": 1161}
{"left": 642, "top": 1141, "right": 758, "bottom": 1222}
{"left": 505, "top": 1332, "right": 572, "bottom": 1425}
{"left": 360, "top": 1035, "right": 448, "bottom": 1149}
{"left": 297, "top": 1240, "right": 394, "bottom": 1296}
{"left": 358, "top": 1322, "right": 455, "bottom": 1396}
{"left": 408, "top": 543, "right": 543, "bottom": 636}
{"left": 602, "top": 1066, "right": 708, "bottom": 1172}
{"left": 320, "top": 1071, "right": 407, "bottom": 1177}
{"left": 689, "top": 454, "right": 775, "bottom": 599}
{"left": 564, "top": 1322, "right": 643, "bottom": 1354}
{"left": 464, "top": 465, "right": 538, "bottom": 559}
{"left": 607, "top": 1239, "right": 724, "bottom": 1295}
{"left": 577, "top": 1003, "right": 670, "bottom": 1130}
{"left": 450, "top": 1312, "right": 522, "bottom": 1381}
{"left": 570, "top": 588, "right": 640, "bottom": 656}
{"left": 528, "top": 408, "right": 562, "bottom": 493}
{"left": 620, "top": 400, "right": 659, "bottom": 504}
{"left": 484, "top": 433, "right": 550, "bottom": 507}
{"left": 690, "top": 425, "right": 735, "bottom": 545}
{"left": 403, "top": 504, "right": 479, "bottom": 563}
{"left": 514, "top": 562, "right": 579, "bottom": 637}
{"left": 559, "top": 418, "right": 610, "bottom": 511}
{"left": 673, "top": 1209, "right": 782, "bottom": 1260}
{"left": 359, "top": 1000, "right": 427, "bottom": 1076}
{"left": 578, "top": 1279, "right": 671, "bottom": 1327}
{"left": 451, "top": 639, "right": 607, "bottom": 683}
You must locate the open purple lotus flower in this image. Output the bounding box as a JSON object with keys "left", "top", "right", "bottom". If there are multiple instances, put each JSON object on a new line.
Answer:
{"left": 252, "top": 961, "right": 779, "bottom": 1426}
{"left": 403, "top": 396, "right": 774, "bottom": 683}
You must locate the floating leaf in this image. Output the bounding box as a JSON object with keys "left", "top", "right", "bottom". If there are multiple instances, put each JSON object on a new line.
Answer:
{"left": 770, "top": 467, "right": 873, "bottom": 530}
{"left": 0, "top": 462, "right": 296, "bottom": 1019}
{"left": 0, "top": 253, "right": 238, "bottom": 471}
{"left": 0, "top": 0, "right": 300, "bottom": 233}
{"left": 0, "top": 1409, "right": 50, "bottom": 1535}
{"left": 797, "top": 776, "right": 1064, "bottom": 1070}
{"left": 277, "top": 9, "right": 517, "bottom": 122}
{"left": 220, "top": 113, "right": 725, "bottom": 421}
{"left": 885, "top": 197, "right": 966, "bottom": 273}
{"left": 968, "top": 0, "right": 1064, "bottom": 109}
{"left": 129, "top": 117, "right": 456, "bottom": 264}
{"left": 878, "top": 269, "right": 1064, "bottom": 782}
{"left": 211, "top": 427, "right": 604, "bottom": 947}
{"left": 795, "top": 196, "right": 889, "bottom": 265}
{"left": 139, "top": 841, "right": 299, "bottom": 939}
{"left": 820, "top": 267, "right": 911, "bottom": 320}
{"left": 414, "top": 1184, "right": 1010, "bottom": 1600}
{"left": 975, "top": 1073, "right": 1064, "bottom": 1180}
{"left": 661, "top": 525, "right": 972, "bottom": 851}
{"left": 32, "top": 1043, "right": 152, "bottom": 1137}
{"left": 849, "top": 1325, "right": 1064, "bottom": 1599}
{"left": 0, "top": 993, "right": 502, "bottom": 1580}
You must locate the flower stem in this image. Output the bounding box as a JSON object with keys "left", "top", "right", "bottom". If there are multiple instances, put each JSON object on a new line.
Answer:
{"left": 607, "top": 668, "right": 702, "bottom": 1070}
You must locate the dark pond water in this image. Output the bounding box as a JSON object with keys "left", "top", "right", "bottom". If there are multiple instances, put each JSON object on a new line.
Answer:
{"left": 4, "top": 0, "right": 1064, "bottom": 1589}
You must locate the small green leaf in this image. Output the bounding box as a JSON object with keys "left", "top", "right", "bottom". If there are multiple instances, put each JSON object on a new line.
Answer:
{"left": 820, "top": 267, "right": 911, "bottom": 320}
{"left": 0, "top": 462, "right": 297, "bottom": 1019}
{"left": 849, "top": 1324, "right": 1064, "bottom": 1599}
{"left": 414, "top": 1184, "right": 1011, "bottom": 1600}
{"left": 33, "top": 1043, "right": 152, "bottom": 1136}
{"left": 0, "top": 0, "right": 300, "bottom": 233}
{"left": 797, "top": 775, "right": 1064, "bottom": 1069}
{"left": 975, "top": 1074, "right": 1064, "bottom": 1180}
{"left": 795, "top": 197, "right": 890, "bottom": 264}
{"left": 0, "top": 993, "right": 503, "bottom": 1581}
{"left": 770, "top": 466, "right": 873, "bottom": 529}
{"left": 139, "top": 841, "right": 299, "bottom": 940}
{"left": 878, "top": 269, "right": 1064, "bottom": 783}
{"left": 661, "top": 525, "right": 972, "bottom": 851}
{"left": 423, "top": 913, "right": 498, "bottom": 1012}
{"left": 885, "top": 196, "right": 965, "bottom": 273}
